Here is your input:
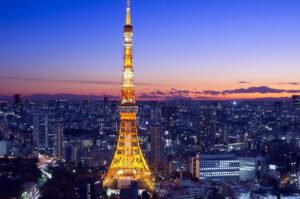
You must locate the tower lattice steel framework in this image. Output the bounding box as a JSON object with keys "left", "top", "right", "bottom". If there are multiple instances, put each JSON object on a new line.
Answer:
{"left": 103, "top": 0, "right": 154, "bottom": 192}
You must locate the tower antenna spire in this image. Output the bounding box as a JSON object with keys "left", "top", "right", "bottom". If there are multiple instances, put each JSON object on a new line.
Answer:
{"left": 126, "top": 0, "right": 131, "bottom": 25}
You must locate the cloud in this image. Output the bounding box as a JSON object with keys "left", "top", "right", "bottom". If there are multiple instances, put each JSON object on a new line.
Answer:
{"left": 222, "top": 86, "right": 300, "bottom": 95}
{"left": 139, "top": 89, "right": 217, "bottom": 99}
{"left": 139, "top": 89, "right": 189, "bottom": 99}
{"left": 139, "top": 86, "right": 300, "bottom": 100}
{"left": 0, "top": 76, "right": 160, "bottom": 86}
{"left": 202, "top": 90, "right": 222, "bottom": 96}
{"left": 237, "top": 81, "right": 251, "bottom": 84}
{"left": 278, "top": 82, "right": 300, "bottom": 85}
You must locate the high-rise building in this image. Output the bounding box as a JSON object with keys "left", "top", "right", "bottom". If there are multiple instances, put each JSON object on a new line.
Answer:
{"left": 161, "top": 106, "right": 179, "bottom": 129}
{"left": 199, "top": 154, "right": 240, "bottom": 182}
{"left": 189, "top": 153, "right": 200, "bottom": 178}
{"left": 13, "top": 94, "right": 24, "bottom": 122}
{"left": 197, "top": 106, "right": 215, "bottom": 146}
{"left": 293, "top": 95, "right": 300, "bottom": 132}
{"left": 13, "top": 94, "right": 22, "bottom": 115}
{"left": 263, "top": 140, "right": 290, "bottom": 183}
{"left": 150, "top": 126, "right": 164, "bottom": 178}
{"left": 103, "top": 0, "right": 154, "bottom": 192}
{"left": 239, "top": 155, "right": 260, "bottom": 182}
{"left": 53, "top": 123, "right": 64, "bottom": 158}
{"left": 33, "top": 113, "right": 56, "bottom": 155}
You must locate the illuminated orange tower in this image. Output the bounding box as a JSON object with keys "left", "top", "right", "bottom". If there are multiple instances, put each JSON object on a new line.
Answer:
{"left": 103, "top": 0, "right": 154, "bottom": 192}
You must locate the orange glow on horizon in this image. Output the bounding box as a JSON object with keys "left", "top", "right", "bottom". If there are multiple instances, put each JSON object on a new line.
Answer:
{"left": 1, "top": 77, "right": 299, "bottom": 100}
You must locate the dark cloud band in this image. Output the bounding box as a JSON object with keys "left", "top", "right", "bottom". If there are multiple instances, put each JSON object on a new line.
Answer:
{"left": 139, "top": 86, "right": 300, "bottom": 99}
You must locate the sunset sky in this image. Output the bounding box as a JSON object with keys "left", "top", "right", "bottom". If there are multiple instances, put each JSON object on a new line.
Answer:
{"left": 1, "top": 0, "right": 300, "bottom": 100}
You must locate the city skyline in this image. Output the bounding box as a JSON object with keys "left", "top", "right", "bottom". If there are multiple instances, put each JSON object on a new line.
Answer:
{"left": 1, "top": 1, "right": 300, "bottom": 197}
{"left": 1, "top": 0, "right": 300, "bottom": 100}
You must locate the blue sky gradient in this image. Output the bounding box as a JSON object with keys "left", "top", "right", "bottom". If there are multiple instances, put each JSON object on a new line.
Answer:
{"left": 1, "top": 0, "right": 300, "bottom": 98}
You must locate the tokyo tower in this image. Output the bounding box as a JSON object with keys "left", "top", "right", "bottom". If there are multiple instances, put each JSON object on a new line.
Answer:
{"left": 103, "top": 0, "right": 154, "bottom": 192}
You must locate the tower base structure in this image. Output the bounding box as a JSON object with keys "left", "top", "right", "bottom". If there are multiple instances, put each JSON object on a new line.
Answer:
{"left": 106, "top": 179, "right": 147, "bottom": 197}
{"left": 103, "top": 106, "right": 155, "bottom": 192}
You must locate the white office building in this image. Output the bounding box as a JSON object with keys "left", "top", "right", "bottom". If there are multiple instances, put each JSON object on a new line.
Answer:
{"left": 199, "top": 154, "right": 239, "bottom": 182}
